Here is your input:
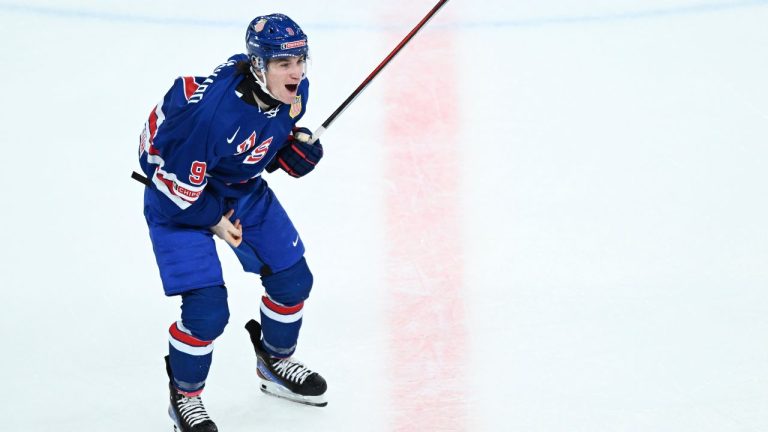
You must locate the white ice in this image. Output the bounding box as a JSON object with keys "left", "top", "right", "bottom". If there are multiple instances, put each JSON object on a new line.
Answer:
{"left": 1, "top": 1, "right": 767, "bottom": 431}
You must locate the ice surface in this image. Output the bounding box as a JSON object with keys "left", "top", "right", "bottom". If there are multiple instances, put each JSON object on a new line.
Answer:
{"left": 1, "top": 1, "right": 767, "bottom": 431}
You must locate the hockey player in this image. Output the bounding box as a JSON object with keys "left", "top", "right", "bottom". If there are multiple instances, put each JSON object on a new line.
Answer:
{"left": 138, "top": 14, "right": 327, "bottom": 432}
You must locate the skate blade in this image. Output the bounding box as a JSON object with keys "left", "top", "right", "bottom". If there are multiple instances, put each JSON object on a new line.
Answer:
{"left": 259, "top": 379, "right": 328, "bottom": 407}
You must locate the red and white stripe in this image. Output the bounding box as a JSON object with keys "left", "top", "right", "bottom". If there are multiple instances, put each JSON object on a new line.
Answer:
{"left": 146, "top": 102, "right": 166, "bottom": 146}
{"left": 149, "top": 163, "right": 205, "bottom": 209}
{"left": 260, "top": 296, "right": 304, "bottom": 324}
{"left": 141, "top": 102, "right": 206, "bottom": 209}
{"left": 168, "top": 321, "right": 214, "bottom": 356}
{"left": 139, "top": 102, "right": 165, "bottom": 157}
{"left": 182, "top": 76, "right": 201, "bottom": 101}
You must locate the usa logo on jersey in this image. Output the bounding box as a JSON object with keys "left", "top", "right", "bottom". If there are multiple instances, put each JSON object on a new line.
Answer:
{"left": 236, "top": 132, "right": 257, "bottom": 155}
{"left": 243, "top": 136, "right": 274, "bottom": 164}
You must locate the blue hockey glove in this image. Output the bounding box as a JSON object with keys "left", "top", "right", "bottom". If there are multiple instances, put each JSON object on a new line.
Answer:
{"left": 266, "top": 127, "right": 323, "bottom": 178}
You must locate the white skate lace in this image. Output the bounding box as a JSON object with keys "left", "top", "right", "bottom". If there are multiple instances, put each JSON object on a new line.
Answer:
{"left": 177, "top": 395, "right": 211, "bottom": 427}
{"left": 272, "top": 358, "right": 313, "bottom": 384}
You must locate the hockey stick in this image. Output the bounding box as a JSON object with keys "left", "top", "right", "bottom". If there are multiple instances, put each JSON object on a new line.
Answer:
{"left": 308, "top": 0, "right": 450, "bottom": 144}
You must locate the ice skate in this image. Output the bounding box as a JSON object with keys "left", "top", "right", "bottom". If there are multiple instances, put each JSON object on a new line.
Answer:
{"left": 165, "top": 356, "right": 218, "bottom": 432}
{"left": 245, "top": 319, "right": 328, "bottom": 407}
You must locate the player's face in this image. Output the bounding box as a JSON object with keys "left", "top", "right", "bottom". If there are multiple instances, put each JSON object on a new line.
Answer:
{"left": 266, "top": 56, "right": 306, "bottom": 104}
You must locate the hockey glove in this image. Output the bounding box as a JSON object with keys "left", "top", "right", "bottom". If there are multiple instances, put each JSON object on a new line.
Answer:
{"left": 266, "top": 127, "right": 323, "bottom": 178}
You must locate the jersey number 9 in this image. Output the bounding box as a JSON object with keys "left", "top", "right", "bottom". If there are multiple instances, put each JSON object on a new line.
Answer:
{"left": 189, "top": 161, "right": 207, "bottom": 185}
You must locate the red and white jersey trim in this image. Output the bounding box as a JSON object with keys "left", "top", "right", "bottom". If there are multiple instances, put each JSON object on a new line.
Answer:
{"left": 139, "top": 101, "right": 165, "bottom": 157}
{"left": 142, "top": 104, "right": 206, "bottom": 210}
{"left": 182, "top": 76, "right": 201, "bottom": 101}
{"left": 150, "top": 163, "right": 205, "bottom": 209}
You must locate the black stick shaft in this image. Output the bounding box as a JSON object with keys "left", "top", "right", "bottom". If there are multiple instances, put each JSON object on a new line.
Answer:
{"left": 311, "top": 0, "right": 450, "bottom": 142}
{"left": 132, "top": 170, "right": 151, "bottom": 186}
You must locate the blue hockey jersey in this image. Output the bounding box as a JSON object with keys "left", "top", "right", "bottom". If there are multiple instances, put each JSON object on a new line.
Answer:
{"left": 139, "top": 54, "right": 308, "bottom": 228}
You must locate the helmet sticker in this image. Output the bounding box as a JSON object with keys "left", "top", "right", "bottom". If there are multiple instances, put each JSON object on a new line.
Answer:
{"left": 254, "top": 19, "right": 267, "bottom": 32}
{"left": 281, "top": 40, "right": 306, "bottom": 50}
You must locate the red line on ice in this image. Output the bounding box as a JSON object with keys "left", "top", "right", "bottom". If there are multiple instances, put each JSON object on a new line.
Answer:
{"left": 382, "top": 9, "right": 467, "bottom": 431}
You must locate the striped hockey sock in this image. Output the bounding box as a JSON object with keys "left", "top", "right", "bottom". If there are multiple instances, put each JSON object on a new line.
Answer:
{"left": 167, "top": 321, "right": 214, "bottom": 393}
{"left": 259, "top": 295, "right": 304, "bottom": 358}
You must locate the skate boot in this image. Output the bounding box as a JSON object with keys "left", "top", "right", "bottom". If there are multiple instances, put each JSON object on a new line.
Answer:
{"left": 165, "top": 356, "right": 218, "bottom": 432}
{"left": 245, "top": 319, "right": 328, "bottom": 407}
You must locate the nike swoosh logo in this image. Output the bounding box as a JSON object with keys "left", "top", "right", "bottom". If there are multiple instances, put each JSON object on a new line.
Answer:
{"left": 292, "top": 234, "right": 299, "bottom": 247}
{"left": 226, "top": 126, "right": 241, "bottom": 144}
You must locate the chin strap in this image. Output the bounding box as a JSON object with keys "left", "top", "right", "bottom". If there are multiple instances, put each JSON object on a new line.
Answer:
{"left": 250, "top": 64, "right": 279, "bottom": 101}
{"left": 249, "top": 57, "right": 308, "bottom": 104}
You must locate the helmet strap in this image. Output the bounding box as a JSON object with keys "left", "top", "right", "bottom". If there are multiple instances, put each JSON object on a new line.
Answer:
{"left": 249, "top": 60, "right": 279, "bottom": 102}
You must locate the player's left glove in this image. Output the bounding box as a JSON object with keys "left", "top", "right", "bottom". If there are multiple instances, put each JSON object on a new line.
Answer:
{"left": 266, "top": 127, "right": 323, "bottom": 178}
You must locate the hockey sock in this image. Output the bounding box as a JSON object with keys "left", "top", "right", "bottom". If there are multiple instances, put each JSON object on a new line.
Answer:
{"left": 168, "top": 321, "right": 214, "bottom": 393}
{"left": 167, "top": 286, "right": 229, "bottom": 393}
{"left": 260, "top": 295, "right": 303, "bottom": 357}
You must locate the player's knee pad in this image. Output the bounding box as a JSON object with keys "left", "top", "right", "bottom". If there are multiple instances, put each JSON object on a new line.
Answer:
{"left": 177, "top": 285, "right": 230, "bottom": 341}
{"left": 261, "top": 257, "right": 313, "bottom": 306}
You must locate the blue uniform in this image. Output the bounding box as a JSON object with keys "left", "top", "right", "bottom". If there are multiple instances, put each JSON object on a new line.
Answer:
{"left": 139, "top": 55, "right": 315, "bottom": 393}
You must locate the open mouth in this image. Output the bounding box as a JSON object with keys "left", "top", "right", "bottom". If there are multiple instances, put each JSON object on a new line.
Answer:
{"left": 285, "top": 84, "right": 298, "bottom": 93}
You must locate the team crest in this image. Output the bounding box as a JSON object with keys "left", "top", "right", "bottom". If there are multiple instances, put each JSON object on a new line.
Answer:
{"left": 289, "top": 95, "right": 302, "bottom": 118}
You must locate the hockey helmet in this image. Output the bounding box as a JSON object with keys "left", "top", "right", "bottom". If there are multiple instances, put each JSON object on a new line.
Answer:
{"left": 246, "top": 14, "right": 309, "bottom": 71}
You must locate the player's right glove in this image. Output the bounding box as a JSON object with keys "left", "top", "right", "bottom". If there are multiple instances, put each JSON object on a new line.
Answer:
{"left": 266, "top": 127, "right": 323, "bottom": 178}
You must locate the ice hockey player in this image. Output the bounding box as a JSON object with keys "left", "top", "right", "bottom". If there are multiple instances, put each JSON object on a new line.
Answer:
{"left": 137, "top": 13, "right": 328, "bottom": 432}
